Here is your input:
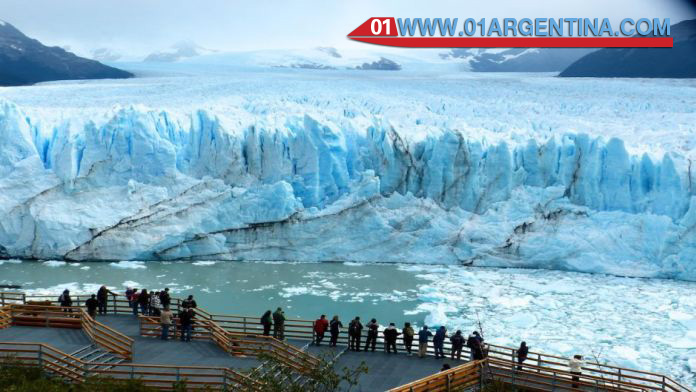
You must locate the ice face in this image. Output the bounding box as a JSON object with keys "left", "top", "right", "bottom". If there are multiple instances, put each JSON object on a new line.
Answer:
{"left": 0, "top": 71, "right": 695, "bottom": 281}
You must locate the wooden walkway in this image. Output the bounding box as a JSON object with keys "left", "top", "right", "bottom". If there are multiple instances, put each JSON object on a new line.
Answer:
{"left": 0, "top": 291, "right": 691, "bottom": 392}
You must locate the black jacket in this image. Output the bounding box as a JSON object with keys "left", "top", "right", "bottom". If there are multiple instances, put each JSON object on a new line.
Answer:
{"left": 330, "top": 320, "right": 343, "bottom": 334}
{"left": 382, "top": 328, "right": 400, "bottom": 342}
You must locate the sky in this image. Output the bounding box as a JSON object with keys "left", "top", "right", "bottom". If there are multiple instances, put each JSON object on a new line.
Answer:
{"left": 2, "top": 0, "right": 695, "bottom": 58}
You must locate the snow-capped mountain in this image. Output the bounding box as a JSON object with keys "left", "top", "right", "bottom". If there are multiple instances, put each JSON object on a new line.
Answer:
{"left": 0, "top": 20, "right": 133, "bottom": 86}
{"left": 443, "top": 48, "right": 597, "bottom": 72}
{"left": 560, "top": 19, "right": 696, "bottom": 78}
{"left": 143, "top": 41, "right": 217, "bottom": 62}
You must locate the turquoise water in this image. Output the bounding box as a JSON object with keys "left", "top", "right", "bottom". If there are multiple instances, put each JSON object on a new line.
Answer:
{"left": 0, "top": 259, "right": 695, "bottom": 387}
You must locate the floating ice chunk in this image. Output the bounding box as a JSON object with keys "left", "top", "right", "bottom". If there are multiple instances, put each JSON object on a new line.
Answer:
{"left": 122, "top": 280, "right": 141, "bottom": 288}
{"left": 110, "top": 261, "right": 146, "bottom": 269}
{"left": 192, "top": 261, "right": 217, "bottom": 266}
{"left": 503, "top": 312, "right": 537, "bottom": 329}
{"left": 43, "top": 260, "right": 66, "bottom": 267}
{"left": 0, "top": 259, "right": 22, "bottom": 265}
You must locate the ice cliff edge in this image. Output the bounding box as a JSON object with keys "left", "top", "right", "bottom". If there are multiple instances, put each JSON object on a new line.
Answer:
{"left": 1, "top": 100, "right": 694, "bottom": 280}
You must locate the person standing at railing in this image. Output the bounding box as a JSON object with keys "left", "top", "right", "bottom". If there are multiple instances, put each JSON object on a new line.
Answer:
{"left": 180, "top": 307, "right": 194, "bottom": 342}
{"left": 129, "top": 289, "right": 139, "bottom": 315}
{"left": 159, "top": 288, "right": 171, "bottom": 309}
{"left": 85, "top": 294, "right": 98, "bottom": 318}
{"left": 260, "top": 310, "right": 273, "bottom": 336}
{"left": 97, "top": 286, "right": 109, "bottom": 315}
{"left": 138, "top": 289, "right": 150, "bottom": 316}
{"left": 313, "top": 314, "right": 329, "bottom": 346}
{"left": 517, "top": 341, "right": 529, "bottom": 370}
{"left": 58, "top": 289, "right": 73, "bottom": 313}
{"left": 348, "top": 317, "right": 363, "bottom": 351}
{"left": 149, "top": 291, "right": 161, "bottom": 317}
{"left": 418, "top": 325, "right": 433, "bottom": 358}
{"left": 329, "top": 315, "right": 343, "bottom": 347}
{"left": 450, "top": 330, "right": 465, "bottom": 360}
{"left": 402, "top": 322, "right": 414, "bottom": 356}
{"left": 383, "top": 323, "right": 400, "bottom": 354}
{"left": 433, "top": 326, "right": 447, "bottom": 359}
{"left": 364, "top": 318, "right": 379, "bottom": 352}
{"left": 569, "top": 354, "right": 584, "bottom": 388}
{"left": 272, "top": 307, "right": 286, "bottom": 340}
{"left": 467, "top": 331, "right": 485, "bottom": 361}
{"left": 160, "top": 306, "right": 174, "bottom": 340}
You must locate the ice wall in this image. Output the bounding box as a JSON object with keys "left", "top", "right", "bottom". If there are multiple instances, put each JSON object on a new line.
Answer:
{"left": 1, "top": 100, "right": 695, "bottom": 280}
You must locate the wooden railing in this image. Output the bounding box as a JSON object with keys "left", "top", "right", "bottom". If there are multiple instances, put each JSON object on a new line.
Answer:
{"left": 0, "top": 306, "right": 10, "bottom": 329}
{"left": 5, "top": 304, "right": 134, "bottom": 361}
{"left": 3, "top": 291, "right": 690, "bottom": 392}
{"left": 81, "top": 310, "right": 134, "bottom": 361}
{"left": 0, "top": 291, "right": 25, "bottom": 306}
{"left": 138, "top": 315, "right": 321, "bottom": 374}
{"left": 388, "top": 360, "right": 483, "bottom": 392}
{"left": 0, "top": 342, "right": 262, "bottom": 390}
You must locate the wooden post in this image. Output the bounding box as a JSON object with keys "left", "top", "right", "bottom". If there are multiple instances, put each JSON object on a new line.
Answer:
{"left": 243, "top": 317, "right": 247, "bottom": 334}
{"left": 446, "top": 373, "right": 452, "bottom": 391}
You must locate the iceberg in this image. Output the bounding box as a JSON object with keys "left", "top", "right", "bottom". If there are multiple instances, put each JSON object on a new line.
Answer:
{"left": 0, "top": 84, "right": 695, "bottom": 281}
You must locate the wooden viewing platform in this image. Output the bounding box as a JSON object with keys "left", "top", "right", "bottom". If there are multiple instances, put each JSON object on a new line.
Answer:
{"left": 0, "top": 291, "right": 691, "bottom": 391}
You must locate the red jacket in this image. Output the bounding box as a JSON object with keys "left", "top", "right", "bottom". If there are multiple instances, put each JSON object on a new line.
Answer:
{"left": 314, "top": 318, "right": 329, "bottom": 333}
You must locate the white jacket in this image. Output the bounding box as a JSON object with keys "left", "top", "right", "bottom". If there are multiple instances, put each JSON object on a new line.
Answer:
{"left": 569, "top": 358, "right": 584, "bottom": 372}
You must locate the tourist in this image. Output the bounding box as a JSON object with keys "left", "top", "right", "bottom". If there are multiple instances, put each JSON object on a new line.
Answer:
{"left": 348, "top": 316, "right": 363, "bottom": 351}
{"left": 159, "top": 288, "right": 171, "bottom": 309}
{"left": 160, "top": 306, "right": 174, "bottom": 340}
{"left": 182, "top": 295, "right": 197, "bottom": 309}
{"left": 382, "top": 323, "right": 400, "bottom": 354}
{"left": 517, "top": 342, "right": 529, "bottom": 370}
{"left": 137, "top": 289, "right": 149, "bottom": 316}
{"left": 569, "top": 354, "right": 584, "bottom": 388}
{"left": 260, "top": 310, "right": 273, "bottom": 336}
{"left": 125, "top": 287, "right": 134, "bottom": 308}
{"left": 433, "top": 326, "right": 447, "bottom": 359}
{"left": 402, "top": 322, "right": 415, "bottom": 355}
{"left": 418, "top": 325, "right": 432, "bottom": 358}
{"left": 85, "top": 294, "right": 98, "bottom": 318}
{"left": 97, "top": 286, "right": 109, "bottom": 315}
{"left": 313, "top": 314, "right": 329, "bottom": 346}
{"left": 329, "top": 315, "right": 343, "bottom": 347}
{"left": 130, "top": 289, "right": 139, "bottom": 315}
{"left": 149, "top": 291, "right": 161, "bottom": 316}
{"left": 273, "top": 307, "right": 286, "bottom": 340}
{"left": 467, "top": 331, "right": 485, "bottom": 361}
{"left": 364, "top": 318, "right": 379, "bottom": 352}
{"left": 180, "top": 308, "right": 194, "bottom": 342}
{"left": 58, "top": 289, "right": 73, "bottom": 313}
{"left": 450, "top": 330, "right": 465, "bottom": 360}
{"left": 440, "top": 364, "right": 451, "bottom": 372}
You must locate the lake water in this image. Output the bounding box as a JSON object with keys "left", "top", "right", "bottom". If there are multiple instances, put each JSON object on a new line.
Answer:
{"left": 0, "top": 259, "right": 695, "bottom": 387}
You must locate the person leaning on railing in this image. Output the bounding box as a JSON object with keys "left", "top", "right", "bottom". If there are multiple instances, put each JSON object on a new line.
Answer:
{"left": 402, "top": 322, "right": 415, "bottom": 355}
{"left": 569, "top": 354, "right": 585, "bottom": 388}
{"left": 272, "top": 307, "right": 286, "bottom": 340}
{"left": 260, "top": 310, "right": 273, "bottom": 336}
{"left": 96, "top": 286, "right": 110, "bottom": 315}
{"left": 329, "top": 315, "right": 343, "bottom": 347}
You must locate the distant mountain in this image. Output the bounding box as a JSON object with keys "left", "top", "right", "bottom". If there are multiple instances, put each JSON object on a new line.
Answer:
{"left": 144, "top": 41, "right": 217, "bottom": 62}
{"left": 91, "top": 48, "right": 122, "bottom": 62}
{"left": 0, "top": 20, "right": 133, "bottom": 86}
{"left": 355, "top": 57, "right": 401, "bottom": 70}
{"left": 443, "top": 48, "right": 597, "bottom": 72}
{"left": 560, "top": 19, "right": 696, "bottom": 78}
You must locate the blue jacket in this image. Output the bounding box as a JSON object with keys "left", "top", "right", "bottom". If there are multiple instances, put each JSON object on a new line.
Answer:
{"left": 434, "top": 328, "right": 447, "bottom": 344}
{"left": 418, "top": 328, "right": 433, "bottom": 343}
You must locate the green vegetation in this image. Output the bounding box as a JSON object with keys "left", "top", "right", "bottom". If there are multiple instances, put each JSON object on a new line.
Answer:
{"left": 0, "top": 358, "right": 181, "bottom": 391}
{"left": 241, "top": 352, "right": 368, "bottom": 392}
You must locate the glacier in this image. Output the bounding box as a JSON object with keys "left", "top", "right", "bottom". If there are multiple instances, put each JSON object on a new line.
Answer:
{"left": 1, "top": 68, "right": 696, "bottom": 280}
